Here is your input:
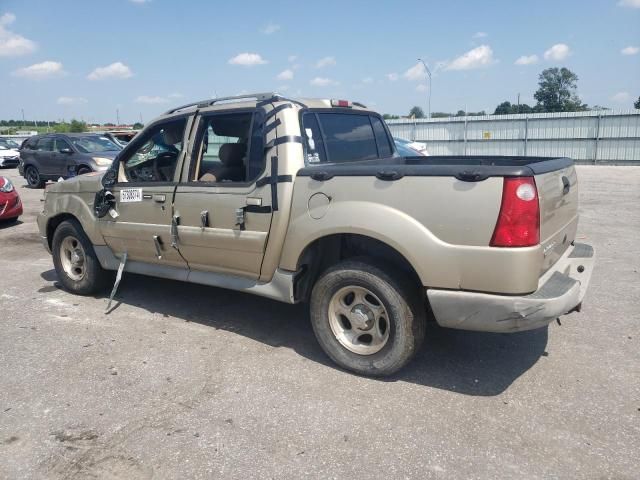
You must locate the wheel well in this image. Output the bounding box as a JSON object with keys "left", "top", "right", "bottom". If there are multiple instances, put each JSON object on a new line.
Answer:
{"left": 46, "top": 213, "right": 77, "bottom": 250}
{"left": 77, "top": 164, "right": 91, "bottom": 173}
{"left": 293, "top": 234, "right": 423, "bottom": 302}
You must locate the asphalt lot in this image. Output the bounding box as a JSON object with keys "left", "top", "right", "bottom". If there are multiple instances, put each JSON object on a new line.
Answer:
{"left": 0, "top": 166, "right": 638, "bottom": 479}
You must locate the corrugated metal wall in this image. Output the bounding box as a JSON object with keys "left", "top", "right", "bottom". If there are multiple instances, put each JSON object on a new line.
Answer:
{"left": 386, "top": 110, "right": 640, "bottom": 164}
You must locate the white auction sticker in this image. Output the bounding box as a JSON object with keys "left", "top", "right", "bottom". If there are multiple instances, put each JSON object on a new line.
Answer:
{"left": 120, "top": 188, "right": 142, "bottom": 203}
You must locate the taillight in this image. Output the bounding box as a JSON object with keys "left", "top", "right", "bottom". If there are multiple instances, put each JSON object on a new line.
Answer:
{"left": 490, "top": 177, "right": 540, "bottom": 247}
{"left": 330, "top": 99, "right": 352, "bottom": 108}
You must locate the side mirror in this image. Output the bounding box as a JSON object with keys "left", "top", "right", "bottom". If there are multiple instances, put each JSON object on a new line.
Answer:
{"left": 60, "top": 148, "right": 73, "bottom": 154}
{"left": 102, "top": 167, "right": 117, "bottom": 188}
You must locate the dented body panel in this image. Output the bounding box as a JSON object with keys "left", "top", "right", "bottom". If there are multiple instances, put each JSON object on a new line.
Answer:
{"left": 37, "top": 93, "right": 595, "bottom": 335}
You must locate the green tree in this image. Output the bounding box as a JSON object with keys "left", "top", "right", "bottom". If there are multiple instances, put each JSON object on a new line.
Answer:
{"left": 494, "top": 101, "right": 534, "bottom": 115}
{"left": 132, "top": 122, "right": 144, "bottom": 129}
{"left": 634, "top": 96, "right": 640, "bottom": 109}
{"left": 409, "top": 106, "right": 425, "bottom": 119}
{"left": 69, "top": 119, "right": 87, "bottom": 132}
{"left": 534, "top": 67, "right": 588, "bottom": 112}
{"left": 54, "top": 122, "right": 71, "bottom": 133}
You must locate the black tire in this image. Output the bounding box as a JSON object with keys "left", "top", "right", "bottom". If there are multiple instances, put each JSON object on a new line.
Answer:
{"left": 51, "top": 219, "right": 111, "bottom": 295}
{"left": 25, "top": 165, "right": 45, "bottom": 188}
{"left": 77, "top": 166, "right": 91, "bottom": 175}
{"left": 310, "top": 260, "right": 426, "bottom": 377}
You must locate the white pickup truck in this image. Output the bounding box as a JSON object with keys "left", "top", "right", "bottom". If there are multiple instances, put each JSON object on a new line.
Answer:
{"left": 37, "top": 93, "right": 595, "bottom": 376}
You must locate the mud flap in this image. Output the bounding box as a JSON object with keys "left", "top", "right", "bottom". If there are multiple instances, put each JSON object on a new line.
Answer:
{"left": 106, "top": 252, "right": 127, "bottom": 311}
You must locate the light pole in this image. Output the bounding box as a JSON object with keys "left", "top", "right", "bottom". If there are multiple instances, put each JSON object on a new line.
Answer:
{"left": 417, "top": 58, "right": 432, "bottom": 119}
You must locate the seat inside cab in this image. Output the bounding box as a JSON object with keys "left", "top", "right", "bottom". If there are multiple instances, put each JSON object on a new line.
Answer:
{"left": 195, "top": 113, "right": 253, "bottom": 183}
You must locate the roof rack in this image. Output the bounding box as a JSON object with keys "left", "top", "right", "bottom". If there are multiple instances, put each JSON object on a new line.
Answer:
{"left": 164, "top": 93, "right": 367, "bottom": 115}
{"left": 165, "top": 92, "right": 281, "bottom": 115}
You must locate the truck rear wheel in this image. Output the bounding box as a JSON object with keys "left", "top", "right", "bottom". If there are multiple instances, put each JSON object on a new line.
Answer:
{"left": 310, "top": 260, "right": 425, "bottom": 376}
{"left": 52, "top": 219, "right": 111, "bottom": 295}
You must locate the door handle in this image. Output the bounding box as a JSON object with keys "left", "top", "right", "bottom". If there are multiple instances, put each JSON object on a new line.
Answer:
{"left": 152, "top": 235, "right": 163, "bottom": 259}
{"left": 153, "top": 194, "right": 166, "bottom": 203}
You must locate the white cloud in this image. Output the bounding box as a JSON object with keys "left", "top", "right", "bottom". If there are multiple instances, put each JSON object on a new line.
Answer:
{"left": 515, "top": 54, "right": 539, "bottom": 65}
{"left": 473, "top": 32, "right": 488, "bottom": 38}
{"left": 621, "top": 46, "right": 639, "bottom": 55}
{"left": 228, "top": 52, "right": 267, "bottom": 66}
{"left": 611, "top": 91, "right": 631, "bottom": 103}
{"left": 261, "top": 23, "right": 280, "bottom": 34}
{"left": 362, "top": 77, "right": 373, "bottom": 84}
{"left": 167, "top": 93, "right": 183, "bottom": 99}
{"left": 618, "top": 0, "right": 640, "bottom": 7}
{"left": 445, "top": 45, "right": 495, "bottom": 70}
{"left": 310, "top": 77, "right": 338, "bottom": 87}
{"left": 0, "top": 12, "right": 37, "bottom": 57}
{"left": 87, "top": 62, "right": 133, "bottom": 80}
{"left": 0, "top": 12, "right": 16, "bottom": 25}
{"left": 276, "top": 69, "right": 294, "bottom": 81}
{"left": 129, "top": 0, "right": 151, "bottom": 3}
{"left": 544, "top": 43, "right": 571, "bottom": 61}
{"left": 315, "top": 56, "right": 336, "bottom": 68}
{"left": 416, "top": 84, "right": 428, "bottom": 92}
{"left": 404, "top": 62, "right": 426, "bottom": 81}
{"left": 12, "top": 61, "right": 66, "bottom": 79}
{"left": 288, "top": 55, "right": 298, "bottom": 63}
{"left": 57, "top": 96, "right": 87, "bottom": 105}
{"left": 386, "top": 72, "right": 399, "bottom": 81}
{"left": 135, "top": 95, "right": 170, "bottom": 104}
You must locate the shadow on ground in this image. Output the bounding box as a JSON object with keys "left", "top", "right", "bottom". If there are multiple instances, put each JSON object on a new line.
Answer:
{"left": 39, "top": 269, "right": 548, "bottom": 396}
{"left": 0, "top": 219, "right": 23, "bottom": 230}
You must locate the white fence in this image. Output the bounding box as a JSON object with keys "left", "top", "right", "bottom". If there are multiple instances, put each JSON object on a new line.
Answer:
{"left": 386, "top": 110, "right": 640, "bottom": 164}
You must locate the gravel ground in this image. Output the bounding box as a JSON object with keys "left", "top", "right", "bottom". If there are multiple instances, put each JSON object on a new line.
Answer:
{"left": 0, "top": 166, "right": 638, "bottom": 479}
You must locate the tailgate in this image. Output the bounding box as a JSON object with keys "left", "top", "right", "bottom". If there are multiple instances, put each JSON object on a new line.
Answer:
{"left": 536, "top": 164, "right": 579, "bottom": 274}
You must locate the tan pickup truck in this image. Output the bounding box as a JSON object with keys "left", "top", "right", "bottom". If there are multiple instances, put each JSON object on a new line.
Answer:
{"left": 37, "top": 93, "right": 595, "bottom": 376}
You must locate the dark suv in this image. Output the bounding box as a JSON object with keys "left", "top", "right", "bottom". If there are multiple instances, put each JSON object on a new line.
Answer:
{"left": 19, "top": 133, "right": 121, "bottom": 188}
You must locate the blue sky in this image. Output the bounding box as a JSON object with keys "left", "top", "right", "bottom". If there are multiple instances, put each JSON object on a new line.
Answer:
{"left": 0, "top": 0, "right": 638, "bottom": 124}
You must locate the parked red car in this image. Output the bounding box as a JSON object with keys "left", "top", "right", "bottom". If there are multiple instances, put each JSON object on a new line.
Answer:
{"left": 0, "top": 176, "right": 23, "bottom": 222}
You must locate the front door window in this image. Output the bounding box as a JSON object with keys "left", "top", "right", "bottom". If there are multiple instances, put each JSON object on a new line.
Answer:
{"left": 120, "top": 118, "right": 187, "bottom": 183}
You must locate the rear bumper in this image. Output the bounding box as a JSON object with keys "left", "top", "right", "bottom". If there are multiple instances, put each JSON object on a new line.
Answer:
{"left": 427, "top": 242, "right": 595, "bottom": 333}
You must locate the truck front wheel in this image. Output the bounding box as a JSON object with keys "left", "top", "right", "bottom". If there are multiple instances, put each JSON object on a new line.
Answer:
{"left": 310, "top": 260, "right": 425, "bottom": 376}
{"left": 52, "top": 219, "right": 111, "bottom": 295}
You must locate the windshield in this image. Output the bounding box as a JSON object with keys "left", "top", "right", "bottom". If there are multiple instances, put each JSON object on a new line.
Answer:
{"left": 70, "top": 136, "right": 121, "bottom": 153}
{"left": 0, "top": 139, "right": 19, "bottom": 149}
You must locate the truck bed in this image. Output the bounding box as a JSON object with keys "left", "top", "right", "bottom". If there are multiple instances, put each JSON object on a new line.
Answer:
{"left": 297, "top": 156, "right": 573, "bottom": 179}
{"left": 289, "top": 155, "right": 578, "bottom": 295}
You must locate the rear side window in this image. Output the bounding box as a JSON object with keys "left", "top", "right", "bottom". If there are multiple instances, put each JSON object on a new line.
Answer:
{"left": 371, "top": 117, "right": 393, "bottom": 158}
{"left": 302, "top": 112, "right": 393, "bottom": 164}
{"left": 36, "top": 138, "right": 54, "bottom": 151}
{"left": 317, "top": 113, "right": 377, "bottom": 163}
{"left": 22, "top": 137, "right": 38, "bottom": 150}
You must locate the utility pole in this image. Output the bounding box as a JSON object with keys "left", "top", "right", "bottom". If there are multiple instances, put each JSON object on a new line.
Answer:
{"left": 21, "top": 109, "right": 25, "bottom": 129}
{"left": 517, "top": 93, "right": 521, "bottom": 114}
{"left": 116, "top": 109, "right": 120, "bottom": 126}
{"left": 417, "top": 58, "right": 432, "bottom": 119}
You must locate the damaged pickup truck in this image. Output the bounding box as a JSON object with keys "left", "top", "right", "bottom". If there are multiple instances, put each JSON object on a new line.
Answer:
{"left": 37, "top": 93, "right": 595, "bottom": 376}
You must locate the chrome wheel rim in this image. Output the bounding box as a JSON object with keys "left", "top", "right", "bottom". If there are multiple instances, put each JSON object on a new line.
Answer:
{"left": 328, "top": 286, "right": 390, "bottom": 355}
{"left": 59, "top": 236, "right": 86, "bottom": 281}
